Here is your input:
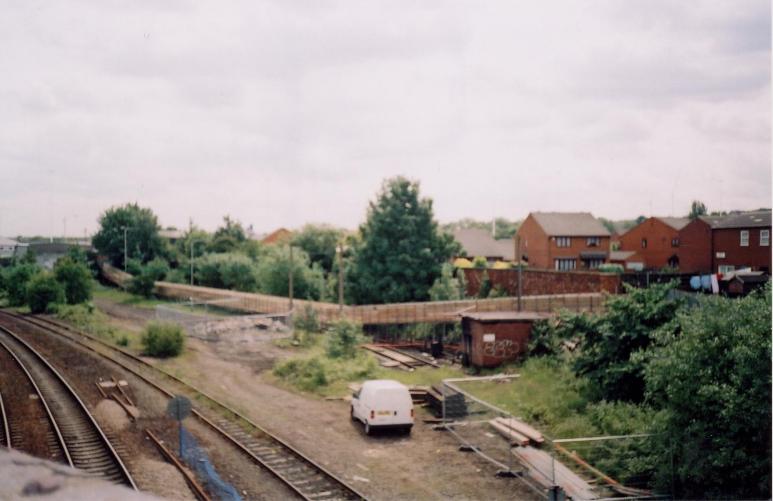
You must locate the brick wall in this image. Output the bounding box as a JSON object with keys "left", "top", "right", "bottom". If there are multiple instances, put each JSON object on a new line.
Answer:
{"left": 463, "top": 268, "right": 621, "bottom": 296}
{"left": 713, "top": 227, "right": 772, "bottom": 273}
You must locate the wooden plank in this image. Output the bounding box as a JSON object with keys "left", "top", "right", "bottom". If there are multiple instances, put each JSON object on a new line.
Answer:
{"left": 488, "top": 420, "right": 530, "bottom": 446}
{"left": 513, "top": 446, "right": 598, "bottom": 500}
{"left": 494, "top": 417, "right": 545, "bottom": 444}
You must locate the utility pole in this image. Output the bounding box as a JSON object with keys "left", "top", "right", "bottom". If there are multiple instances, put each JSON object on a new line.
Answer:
{"left": 516, "top": 235, "right": 522, "bottom": 312}
{"left": 338, "top": 244, "right": 345, "bottom": 313}
{"left": 123, "top": 226, "right": 128, "bottom": 273}
{"left": 288, "top": 245, "right": 294, "bottom": 311}
{"left": 190, "top": 239, "right": 195, "bottom": 287}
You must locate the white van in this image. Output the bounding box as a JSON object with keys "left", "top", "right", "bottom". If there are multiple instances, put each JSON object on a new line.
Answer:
{"left": 351, "top": 380, "right": 414, "bottom": 435}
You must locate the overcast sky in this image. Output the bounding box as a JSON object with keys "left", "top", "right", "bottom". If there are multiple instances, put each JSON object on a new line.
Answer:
{"left": 0, "top": 1, "right": 770, "bottom": 237}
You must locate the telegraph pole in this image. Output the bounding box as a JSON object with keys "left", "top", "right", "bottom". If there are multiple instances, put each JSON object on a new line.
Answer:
{"left": 338, "top": 244, "right": 345, "bottom": 313}
{"left": 123, "top": 226, "right": 128, "bottom": 273}
{"left": 515, "top": 234, "right": 522, "bottom": 312}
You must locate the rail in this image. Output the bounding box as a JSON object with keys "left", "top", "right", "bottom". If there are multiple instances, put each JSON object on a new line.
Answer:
{"left": 0, "top": 323, "right": 136, "bottom": 489}
{"left": 0, "top": 392, "right": 8, "bottom": 449}
{"left": 0, "top": 311, "right": 367, "bottom": 501}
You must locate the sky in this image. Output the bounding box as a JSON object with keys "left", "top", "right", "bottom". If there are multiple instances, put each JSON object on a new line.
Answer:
{"left": 0, "top": 1, "right": 770, "bottom": 237}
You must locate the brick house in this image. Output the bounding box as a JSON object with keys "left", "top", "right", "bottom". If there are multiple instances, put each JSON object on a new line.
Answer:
{"left": 618, "top": 217, "right": 690, "bottom": 270}
{"left": 711, "top": 210, "right": 771, "bottom": 274}
{"left": 452, "top": 228, "right": 515, "bottom": 264}
{"left": 676, "top": 216, "right": 724, "bottom": 273}
{"left": 516, "top": 212, "right": 611, "bottom": 270}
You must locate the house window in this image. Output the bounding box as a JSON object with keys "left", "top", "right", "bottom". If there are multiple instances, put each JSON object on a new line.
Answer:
{"left": 554, "top": 258, "right": 576, "bottom": 271}
{"left": 641, "top": 238, "right": 648, "bottom": 249}
{"left": 761, "top": 229, "right": 770, "bottom": 247}
{"left": 586, "top": 237, "right": 600, "bottom": 247}
{"left": 586, "top": 258, "right": 604, "bottom": 269}
{"left": 740, "top": 230, "right": 749, "bottom": 247}
{"left": 671, "top": 238, "right": 679, "bottom": 247}
{"left": 556, "top": 237, "right": 571, "bottom": 248}
{"left": 718, "top": 265, "right": 735, "bottom": 274}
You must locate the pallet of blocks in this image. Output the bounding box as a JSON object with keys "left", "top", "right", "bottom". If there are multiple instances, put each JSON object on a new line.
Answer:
{"left": 425, "top": 384, "right": 468, "bottom": 419}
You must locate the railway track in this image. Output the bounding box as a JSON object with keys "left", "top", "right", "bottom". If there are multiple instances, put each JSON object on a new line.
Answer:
{"left": 0, "top": 322, "right": 136, "bottom": 489}
{"left": 0, "top": 310, "right": 367, "bottom": 501}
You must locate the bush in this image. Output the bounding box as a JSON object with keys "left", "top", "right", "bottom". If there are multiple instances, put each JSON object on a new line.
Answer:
{"left": 477, "top": 271, "right": 492, "bottom": 298}
{"left": 196, "top": 252, "right": 258, "bottom": 291}
{"left": 273, "top": 357, "right": 329, "bottom": 391}
{"left": 294, "top": 305, "right": 320, "bottom": 333}
{"left": 255, "top": 246, "right": 324, "bottom": 300}
{"left": 472, "top": 256, "right": 488, "bottom": 269}
{"left": 54, "top": 257, "right": 93, "bottom": 304}
{"left": 142, "top": 321, "right": 185, "bottom": 357}
{"left": 128, "top": 258, "right": 169, "bottom": 297}
{"left": 27, "top": 272, "right": 65, "bottom": 313}
{"left": 3, "top": 263, "right": 41, "bottom": 306}
{"left": 326, "top": 320, "right": 364, "bottom": 359}
{"left": 597, "top": 263, "right": 624, "bottom": 273}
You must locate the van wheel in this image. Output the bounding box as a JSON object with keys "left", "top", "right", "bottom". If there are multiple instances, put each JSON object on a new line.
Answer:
{"left": 350, "top": 406, "right": 356, "bottom": 421}
{"left": 364, "top": 422, "right": 372, "bottom": 435}
{"left": 403, "top": 426, "right": 412, "bottom": 436}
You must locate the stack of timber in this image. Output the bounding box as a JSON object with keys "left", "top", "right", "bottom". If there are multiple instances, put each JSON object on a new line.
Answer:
{"left": 489, "top": 417, "right": 545, "bottom": 447}
{"left": 361, "top": 344, "right": 439, "bottom": 370}
{"left": 426, "top": 384, "right": 468, "bottom": 419}
{"left": 513, "top": 446, "right": 599, "bottom": 501}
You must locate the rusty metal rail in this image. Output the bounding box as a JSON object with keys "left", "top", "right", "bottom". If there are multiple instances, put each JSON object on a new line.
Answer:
{"left": 0, "top": 392, "right": 9, "bottom": 448}
{"left": 0, "top": 310, "right": 366, "bottom": 501}
{"left": 146, "top": 428, "right": 211, "bottom": 501}
{"left": 0, "top": 323, "right": 136, "bottom": 489}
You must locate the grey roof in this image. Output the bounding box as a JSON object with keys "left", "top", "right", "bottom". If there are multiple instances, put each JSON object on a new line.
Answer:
{"left": 656, "top": 217, "right": 691, "bottom": 230}
{"left": 530, "top": 212, "right": 610, "bottom": 237}
{"left": 453, "top": 228, "right": 515, "bottom": 260}
{"left": 711, "top": 210, "right": 771, "bottom": 229}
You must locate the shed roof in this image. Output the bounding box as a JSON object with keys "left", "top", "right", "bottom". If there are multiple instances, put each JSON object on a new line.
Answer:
{"left": 711, "top": 210, "right": 771, "bottom": 229}
{"left": 453, "top": 228, "right": 514, "bottom": 260}
{"left": 530, "top": 212, "right": 610, "bottom": 237}
{"left": 461, "top": 311, "right": 551, "bottom": 322}
{"left": 610, "top": 250, "right": 636, "bottom": 261}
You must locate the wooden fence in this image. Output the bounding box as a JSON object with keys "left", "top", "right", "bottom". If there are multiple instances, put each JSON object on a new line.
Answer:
{"left": 102, "top": 264, "right": 606, "bottom": 325}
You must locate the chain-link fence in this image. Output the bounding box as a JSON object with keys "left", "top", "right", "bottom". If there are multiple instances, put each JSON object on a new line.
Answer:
{"left": 180, "top": 426, "right": 242, "bottom": 501}
{"left": 440, "top": 377, "right": 667, "bottom": 501}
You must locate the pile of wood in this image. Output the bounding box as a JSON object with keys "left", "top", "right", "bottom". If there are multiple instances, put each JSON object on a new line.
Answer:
{"left": 488, "top": 417, "right": 545, "bottom": 447}
{"left": 425, "top": 384, "right": 468, "bottom": 418}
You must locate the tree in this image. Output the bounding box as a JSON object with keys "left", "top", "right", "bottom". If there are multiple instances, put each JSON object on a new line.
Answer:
{"left": 644, "top": 286, "right": 771, "bottom": 498}
{"left": 573, "top": 281, "right": 683, "bottom": 402}
{"left": 291, "top": 224, "right": 344, "bottom": 273}
{"left": 92, "top": 203, "right": 164, "bottom": 269}
{"left": 688, "top": 200, "right": 707, "bottom": 219}
{"left": 53, "top": 256, "right": 93, "bottom": 304}
{"left": 255, "top": 246, "right": 324, "bottom": 300}
{"left": 26, "top": 272, "right": 65, "bottom": 313}
{"left": 428, "top": 263, "right": 465, "bottom": 301}
{"left": 209, "top": 216, "right": 247, "bottom": 253}
{"left": 347, "top": 177, "right": 460, "bottom": 304}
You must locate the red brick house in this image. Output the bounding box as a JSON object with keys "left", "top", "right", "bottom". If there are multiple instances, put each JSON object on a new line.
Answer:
{"left": 677, "top": 216, "right": 722, "bottom": 273}
{"left": 516, "top": 212, "right": 611, "bottom": 270}
{"left": 711, "top": 210, "right": 771, "bottom": 274}
{"left": 618, "top": 217, "right": 690, "bottom": 270}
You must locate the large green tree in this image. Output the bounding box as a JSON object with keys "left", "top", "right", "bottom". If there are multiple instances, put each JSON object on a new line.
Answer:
{"left": 92, "top": 203, "right": 165, "bottom": 269}
{"left": 644, "top": 286, "right": 771, "bottom": 498}
{"left": 255, "top": 246, "right": 324, "bottom": 300}
{"left": 53, "top": 256, "right": 93, "bottom": 304}
{"left": 347, "top": 177, "right": 459, "bottom": 304}
{"left": 209, "top": 216, "right": 247, "bottom": 253}
{"left": 291, "top": 224, "right": 344, "bottom": 273}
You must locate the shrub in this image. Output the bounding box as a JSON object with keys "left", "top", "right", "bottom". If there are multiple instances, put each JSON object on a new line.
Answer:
{"left": 3, "top": 263, "right": 41, "bottom": 306}
{"left": 273, "top": 357, "right": 328, "bottom": 391}
{"left": 128, "top": 258, "right": 169, "bottom": 298}
{"left": 326, "top": 320, "right": 364, "bottom": 359}
{"left": 125, "top": 258, "right": 143, "bottom": 276}
{"left": 27, "top": 272, "right": 65, "bottom": 313}
{"left": 116, "top": 335, "right": 129, "bottom": 347}
{"left": 255, "top": 246, "right": 324, "bottom": 299}
{"left": 54, "top": 256, "right": 93, "bottom": 304}
{"left": 196, "top": 252, "right": 258, "bottom": 291}
{"left": 294, "top": 305, "right": 320, "bottom": 333}
{"left": 477, "top": 271, "right": 492, "bottom": 298}
{"left": 472, "top": 256, "right": 488, "bottom": 269}
{"left": 141, "top": 321, "right": 185, "bottom": 357}
{"left": 597, "top": 263, "right": 624, "bottom": 273}
{"left": 429, "top": 263, "right": 465, "bottom": 301}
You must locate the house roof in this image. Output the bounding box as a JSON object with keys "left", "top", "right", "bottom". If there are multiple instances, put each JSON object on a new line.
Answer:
{"left": 711, "top": 210, "right": 771, "bottom": 229}
{"left": 656, "top": 217, "right": 691, "bottom": 230}
{"left": 0, "top": 237, "right": 24, "bottom": 247}
{"left": 261, "top": 228, "right": 293, "bottom": 245}
{"left": 530, "top": 212, "right": 610, "bottom": 237}
{"left": 453, "top": 228, "right": 515, "bottom": 260}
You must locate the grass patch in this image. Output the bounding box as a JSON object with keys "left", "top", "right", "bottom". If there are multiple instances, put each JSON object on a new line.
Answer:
{"left": 55, "top": 303, "right": 143, "bottom": 351}
{"left": 94, "top": 283, "right": 237, "bottom": 317}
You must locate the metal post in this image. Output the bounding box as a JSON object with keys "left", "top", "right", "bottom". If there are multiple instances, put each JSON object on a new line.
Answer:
{"left": 288, "top": 245, "right": 294, "bottom": 310}
{"left": 123, "top": 227, "right": 128, "bottom": 272}
{"left": 190, "top": 239, "right": 194, "bottom": 287}
{"left": 516, "top": 235, "right": 523, "bottom": 312}
{"left": 338, "top": 244, "right": 344, "bottom": 313}
{"left": 178, "top": 420, "right": 183, "bottom": 458}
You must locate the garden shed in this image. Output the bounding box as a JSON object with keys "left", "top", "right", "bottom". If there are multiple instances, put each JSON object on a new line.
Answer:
{"left": 460, "top": 311, "right": 550, "bottom": 368}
